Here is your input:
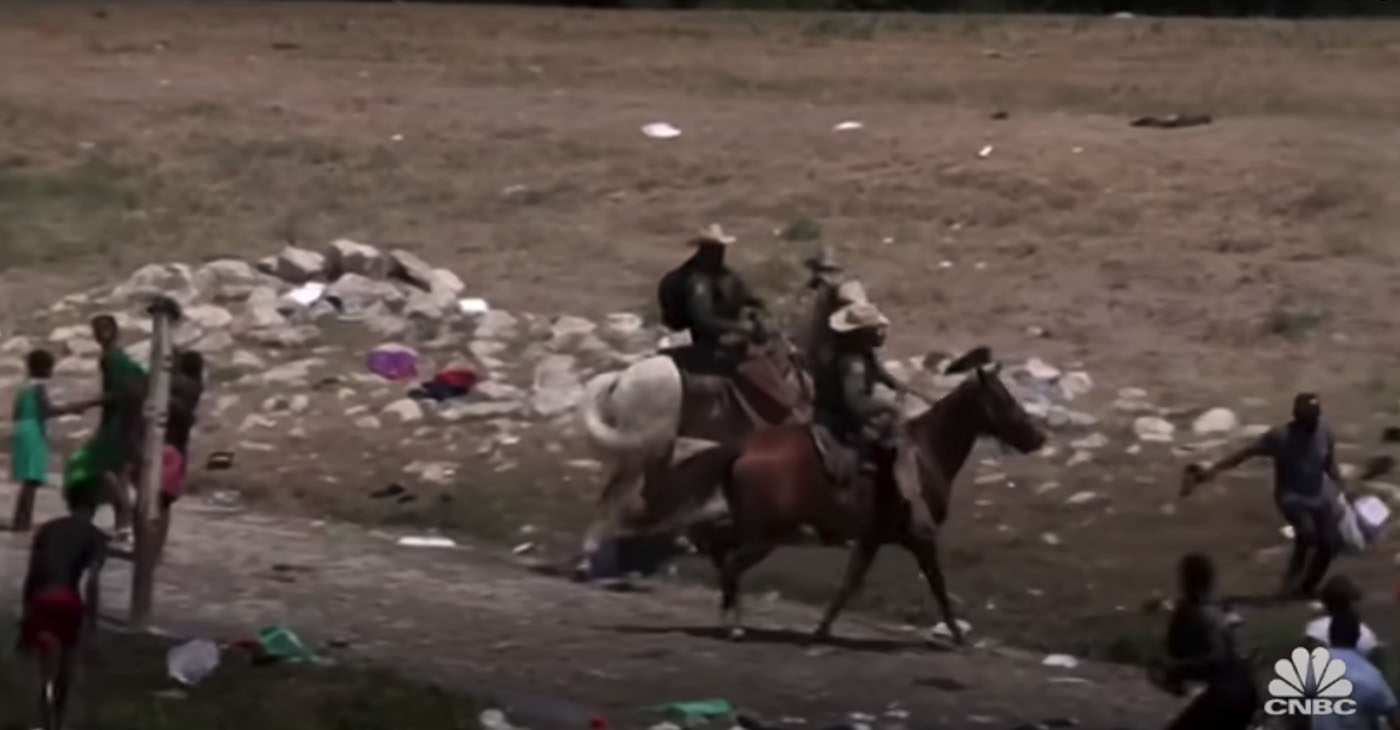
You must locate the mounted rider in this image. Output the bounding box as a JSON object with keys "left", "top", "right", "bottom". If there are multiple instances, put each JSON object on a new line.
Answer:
{"left": 813, "top": 300, "right": 934, "bottom": 481}
{"left": 657, "top": 225, "right": 806, "bottom": 429}
{"left": 798, "top": 245, "right": 850, "bottom": 376}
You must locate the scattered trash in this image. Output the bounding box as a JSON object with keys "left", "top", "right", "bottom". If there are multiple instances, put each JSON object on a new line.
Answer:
{"left": 285, "top": 282, "right": 326, "bottom": 307}
{"left": 205, "top": 451, "right": 235, "bottom": 471}
{"left": 1042, "top": 653, "right": 1079, "bottom": 669}
{"left": 654, "top": 698, "right": 734, "bottom": 722}
{"left": 1281, "top": 524, "right": 1296, "bottom": 540}
{"left": 480, "top": 708, "right": 525, "bottom": 730}
{"left": 930, "top": 619, "right": 973, "bottom": 639}
{"left": 257, "top": 625, "right": 317, "bottom": 663}
{"left": 398, "top": 535, "right": 457, "bottom": 548}
{"left": 833, "top": 120, "right": 864, "bottom": 132}
{"left": 1041, "top": 532, "right": 1061, "bottom": 546}
{"left": 366, "top": 344, "right": 420, "bottom": 381}
{"left": 167, "top": 639, "right": 221, "bottom": 686}
{"left": 1355, "top": 494, "right": 1390, "bottom": 536}
{"left": 848, "top": 712, "right": 877, "bottom": 724}
{"left": 458, "top": 297, "right": 490, "bottom": 315}
{"left": 408, "top": 368, "right": 480, "bottom": 401}
{"left": 370, "top": 483, "right": 408, "bottom": 500}
{"left": 641, "top": 122, "right": 682, "bottom": 139}
{"left": 990, "top": 110, "right": 1009, "bottom": 120}
{"left": 512, "top": 542, "right": 536, "bottom": 555}
{"left": 1130, "top": 113, "right": 1212, "bottom": 130}
{"left": 648, "top": 723, "right": 683, "bottom": 730}
{"left": 391, "top": 133, "right": 404, "bottom": 142}
{"left": 977, "top": 144, "right": 994, "bottom": 158}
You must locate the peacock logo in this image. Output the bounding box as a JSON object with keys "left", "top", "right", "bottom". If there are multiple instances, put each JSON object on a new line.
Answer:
{"left": 1264, "top": 647, "right": 1358, "bottom": 716}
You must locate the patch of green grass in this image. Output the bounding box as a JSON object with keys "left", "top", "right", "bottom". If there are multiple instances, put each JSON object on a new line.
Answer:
{"left": 779, "top": 216, "right": 822, "bottom": 243}
{"left": 1264, "top": 298, "right": 1328, "bottom": 341}
{"left": 0, "top": 627, "right": 486, "bottom": 730}
{"left": 0, "top": 156, "right": 148, "bottom": 269}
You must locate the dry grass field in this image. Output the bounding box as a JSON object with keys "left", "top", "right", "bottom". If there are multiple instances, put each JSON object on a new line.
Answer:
{"left": 4, "top": 1, "right": 1400, "bottom": 684}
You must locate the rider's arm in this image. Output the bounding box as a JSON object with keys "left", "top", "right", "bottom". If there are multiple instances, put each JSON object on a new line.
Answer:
{"left": 871, "top": 359, "right": 937, "bottom": 405}
{"left": 841, "top": 357, "right": 896, "bottom": 420}
{"left": 686, "top": 278, "right": 745, "bottom": 336}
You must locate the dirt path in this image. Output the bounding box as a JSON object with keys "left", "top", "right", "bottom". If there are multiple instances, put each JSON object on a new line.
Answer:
{"left": 1, "top": 489, "right": 1179, "bottom": 729}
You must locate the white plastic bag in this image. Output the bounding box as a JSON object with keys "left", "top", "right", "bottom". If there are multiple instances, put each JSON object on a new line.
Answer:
{"left": 1335, "top": 495, "right": 1367, "bottom": 556}
{"left": 167, "top": 639, "right": 221, "bottom": 687}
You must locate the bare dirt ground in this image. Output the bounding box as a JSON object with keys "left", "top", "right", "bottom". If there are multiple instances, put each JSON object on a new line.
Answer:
{"left": 0, "top": 489, "right": 1177, "bottom": 729}
{"left": 4, "top": 3, "right": 1400, "bottom": 724}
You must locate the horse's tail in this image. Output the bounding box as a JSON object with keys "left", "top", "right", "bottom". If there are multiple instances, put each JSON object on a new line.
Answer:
{"left": 577, "top": 356, "right": 682, "bottom": 458}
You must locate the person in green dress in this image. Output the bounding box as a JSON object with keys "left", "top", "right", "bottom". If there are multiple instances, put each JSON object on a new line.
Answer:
{"left": 10, "top": 350, "right": 101, "bottom": 532}
{"left": 86, "top": 315, "right": 147, "bottom": 541}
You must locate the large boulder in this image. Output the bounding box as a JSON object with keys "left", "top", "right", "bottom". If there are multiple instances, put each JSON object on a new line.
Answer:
{"left": 474, "top": 310, "right": 519, "bottom": 341}
{"left": 389, "top": 249, "right": 435, "bottom": 290}
{"left": 191, "top": 259, "right": 270, "bottom": 301}
{"left": 112, "top": 263, "right": 196, "bottom": 303}
{"left": 325, "top": 274, "right": 405, "bottom": 316}
{"left": 532, "top": 354, "right": 583, "bottom": 417}
{"left": 274, "top": 246, "right": 326, "bottom": 284}
{"left": 324, "top": 238, "right": 390, "bottom": 280}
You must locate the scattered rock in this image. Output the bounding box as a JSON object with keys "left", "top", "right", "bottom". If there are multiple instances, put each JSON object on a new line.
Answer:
{"left": 192, "top": 259, "right": 270, "bottom": 300}
{"left": 1057, "top": 371, "right": 1093, "bottom": 400}
{"left": 184, "top": 304, "right": 234, "bottom": 331}
{"left": 260, "top": 358, "right": 324, "bottom": 386}
{"left": 112, "top": 263, "right": 195, "bottom": 303}
{"left": 1066, "top": 491, "right": 1101, "bottom": 506}
{"left": 325, "top": 238, "right": 390, "bottom": 280}
{"left": 532, "top": 354, "right": 583, "bottom": 416}
{"left": 474, "top": 310, "right": 519, "bottom": 341}
{"left": 549, "top": 315, "right": 597, "bottom": 350}
{"left": 275, "top": 246, "right": 325, "bottom": 283}
{"left": 354, "top": 415, "right": 383, "bottom": 430}
{"left": 325, "top": 274, "right": 405, "bottom": 316}
{"left": 1192, "top": 407, "right": 1239, "bottom": 435}
{"left": 1070, "top": 433, "right": 1108, "bottom": 450}
{"left": 389, "top": 249, "right": 435, "bottom": 290}
{"left": 1022, "top": 357, "right": 1061, "bottom": 381}
{"left": 1133, "top": 416, "right": 1175, "bottom": 443}
{"left": 382, "top": 398, "right": 425, "bottom": 423}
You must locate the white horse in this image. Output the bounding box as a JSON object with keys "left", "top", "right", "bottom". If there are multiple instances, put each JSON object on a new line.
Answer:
{"left": 575, "top": 355, "right": 687, "bottom": 566}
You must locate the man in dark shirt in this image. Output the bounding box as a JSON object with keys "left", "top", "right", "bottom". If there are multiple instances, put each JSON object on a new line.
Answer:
{"left": 18, "top": 482, "right": 108, "bottom": 730}
{"left": 1157, "top": 553, "right": 1258, "bottom": 730}
{"left": 1182, "top": 392, "right": 1345, "bottom": 597}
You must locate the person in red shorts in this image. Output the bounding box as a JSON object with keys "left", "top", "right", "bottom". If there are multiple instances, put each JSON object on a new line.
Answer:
{"left": 17, "top": 481, "right": 108, "bottom": 730}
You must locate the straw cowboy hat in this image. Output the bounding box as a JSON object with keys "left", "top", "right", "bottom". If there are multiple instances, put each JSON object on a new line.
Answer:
{"left": 828, "top": 301, "right": 889, "bottom": 333}
{"left": 803, "top": 245, "right": 841, "bottom": 273}
{"left": 688, "top": 223, "right": 737, "bottom": 246}
{"left": 835, "top": 279, "right": 869, "bottom": 306}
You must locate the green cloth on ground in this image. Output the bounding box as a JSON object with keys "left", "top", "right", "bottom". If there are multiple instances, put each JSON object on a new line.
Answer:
{"left": 652, "top": 699, "right": 734, "bottom": 720}
{"left": 10, "top": 382, "right": 48, "bottom": 484}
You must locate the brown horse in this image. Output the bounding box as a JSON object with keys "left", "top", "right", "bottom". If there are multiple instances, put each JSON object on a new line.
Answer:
{"left": 690, "top": 350, "right": 1046, "bottom": 645}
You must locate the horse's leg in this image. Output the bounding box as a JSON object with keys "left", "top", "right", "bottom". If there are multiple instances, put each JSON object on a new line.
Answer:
{"left": 718, "top": 542, "right": 772, "bottom": 641}
{"left": 904, "top": 531, "right": 963, "bottom": 646}
{"left": 813, "top": 537, "right": 881, "bottom": 640}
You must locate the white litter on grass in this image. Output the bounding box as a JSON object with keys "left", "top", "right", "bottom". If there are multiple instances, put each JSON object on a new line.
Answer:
{"left": 457, "top": 298, "right": 490, "bottom": 315}
{"left": 398, "top": 536, "right": 457, "bottom": 549}
{"left": 929, "top": 619, "right": 973, "bottom": 639}
{"left": 391, "top": 133, "right": 404, "bottom": 142}
{"left": 1356, "top": 495, "right": 1390, "bottom": 531}
{"left": 1281, "top": 525, "right": 1296, "bottom": 540}
{"left": 977, "top": 144, "right": 994, "bottom": 158}
{"left": 512, "top": 542, "right": 536, "bottom": 555}
{"left": 167, "top": 639, "right": 221, "bottom": 687}
{"left": 1042, "top": 653, "right": 1080, "bottom": 669}
{"left": 833, "top": 120, "right": 864, "bottom": 132}
{"left": 641, "top": 122, "right": 682, "bottom": 139}
{"left": 286, "top": 282, "right": 326, "bottom": 306}
{"left": 938, "top": 260, "right": 954, "bottom": 269}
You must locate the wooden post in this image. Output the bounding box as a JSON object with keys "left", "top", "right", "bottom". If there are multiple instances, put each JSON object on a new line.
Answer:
{"left": 129, "top": 296, "right": 181, "bottom": 628}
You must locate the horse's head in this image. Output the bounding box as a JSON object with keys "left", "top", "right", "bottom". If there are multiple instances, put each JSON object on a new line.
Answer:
{"left": 944, "top": 348, "right": 1046, "bottom": 454}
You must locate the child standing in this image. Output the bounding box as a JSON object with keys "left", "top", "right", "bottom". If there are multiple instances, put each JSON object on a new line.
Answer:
{"left": 10, "top": 350, "right": 99, "bottom": 532}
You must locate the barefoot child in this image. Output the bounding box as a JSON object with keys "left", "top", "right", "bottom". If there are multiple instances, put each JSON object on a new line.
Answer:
{"left": 10, "top": 349, "right": 100, "bottom": 532}
{"left": 18, "top": 479, "right": 107, "bottom": 730}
